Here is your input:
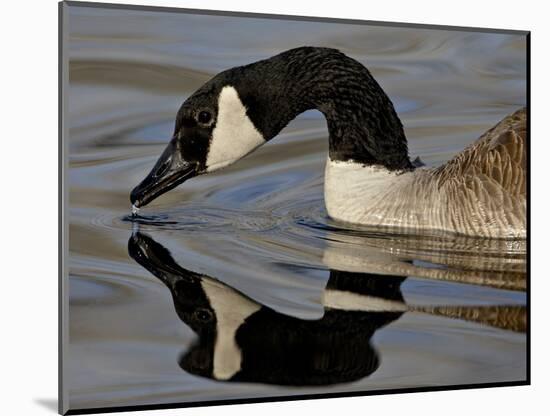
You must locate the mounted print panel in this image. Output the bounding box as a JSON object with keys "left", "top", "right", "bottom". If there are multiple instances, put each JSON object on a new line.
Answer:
{"left": 59, "top": 1, "right": 528, "bottom": 414}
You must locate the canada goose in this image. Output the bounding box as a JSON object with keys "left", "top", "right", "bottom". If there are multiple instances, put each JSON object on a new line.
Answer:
{"left": 128, "top": 232, "right": 526, "bottom": 384}
{"left": 130, "top": 47, "right": 526, "bottom": 239}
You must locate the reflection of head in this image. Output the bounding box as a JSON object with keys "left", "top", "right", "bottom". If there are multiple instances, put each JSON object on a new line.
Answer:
{"left": 180, "top": 306, "right": 401, "bottom": 386}
{"left": 129, "top": 232, "right": 405, "bottom": 386}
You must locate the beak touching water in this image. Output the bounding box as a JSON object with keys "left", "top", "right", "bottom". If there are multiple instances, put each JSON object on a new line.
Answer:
{"left": 130, "top": 136, "right": 198, "bottom": 208}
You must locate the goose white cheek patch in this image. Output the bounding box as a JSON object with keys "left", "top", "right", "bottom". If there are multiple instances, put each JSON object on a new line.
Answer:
{"left": 206, "top": 86, "right": 265, "bottom": 172}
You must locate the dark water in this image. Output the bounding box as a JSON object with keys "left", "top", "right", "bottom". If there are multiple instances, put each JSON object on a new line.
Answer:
{"left": 65, "top": 5, "right": 527, "bottom": 411}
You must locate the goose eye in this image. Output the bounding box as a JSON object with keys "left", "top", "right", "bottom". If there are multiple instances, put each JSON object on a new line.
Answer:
{"left": 194, "top": 308, "right": 213, "bottom": 322}
{"left": 197, "top": 110, "right": 212, "bottom": 125}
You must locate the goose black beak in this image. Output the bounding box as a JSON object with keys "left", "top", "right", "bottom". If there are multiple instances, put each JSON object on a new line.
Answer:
{"left": 130, "top": 137, "right": 198, "bottom": 208}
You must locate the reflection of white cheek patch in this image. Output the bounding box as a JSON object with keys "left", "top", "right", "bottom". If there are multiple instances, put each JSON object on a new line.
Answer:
{"left": 201, "top": 279, "right": 260, "bottom": 380}
{"left": 206, "top": 86, "right": 265, "bottom": 172}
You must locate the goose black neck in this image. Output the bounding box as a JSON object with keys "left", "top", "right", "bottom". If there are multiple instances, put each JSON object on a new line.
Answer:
{"left": 234, "top": 47, "right": 413, "bottom": 170}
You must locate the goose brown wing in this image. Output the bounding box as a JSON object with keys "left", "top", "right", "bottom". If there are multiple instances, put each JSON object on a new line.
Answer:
{"left": 433, "top": 107, "right": 526, "bottom": 237}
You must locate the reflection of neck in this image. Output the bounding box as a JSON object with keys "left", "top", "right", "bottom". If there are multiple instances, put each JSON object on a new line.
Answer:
{"left": 200, "top": 279, "right": 260, "bottom": 380}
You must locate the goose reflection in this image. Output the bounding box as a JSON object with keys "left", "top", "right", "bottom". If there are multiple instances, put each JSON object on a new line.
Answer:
{"left": 129, "top": 231, "right": 406, "bottom": 385}
{"left": 128, "top": 232, "right": 525, "bottom": 386}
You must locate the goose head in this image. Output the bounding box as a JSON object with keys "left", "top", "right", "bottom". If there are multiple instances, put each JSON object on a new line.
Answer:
{"left": 130, "top": 46, "right": 412, "bottom": 208}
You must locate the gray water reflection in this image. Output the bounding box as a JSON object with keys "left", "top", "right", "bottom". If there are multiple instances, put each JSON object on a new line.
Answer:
{"left": 66, "top": 4, "right": 526, "bottom": 411}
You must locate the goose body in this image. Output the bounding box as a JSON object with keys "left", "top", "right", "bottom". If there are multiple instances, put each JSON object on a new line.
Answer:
{"left": 325, "top": 107, "right": 526, "bottom": 238}
{"left": 130, "top": 47, "right": 527, "bottom": 239}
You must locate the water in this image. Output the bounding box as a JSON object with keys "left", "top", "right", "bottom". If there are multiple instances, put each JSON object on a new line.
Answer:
{"left": 65, "top": 4, "right": 527, "bottom": 412}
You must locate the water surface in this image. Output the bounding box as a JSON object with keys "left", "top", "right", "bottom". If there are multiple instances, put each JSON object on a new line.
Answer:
{"left": 65, "top": 5, "right": 527, "bottom": 411}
